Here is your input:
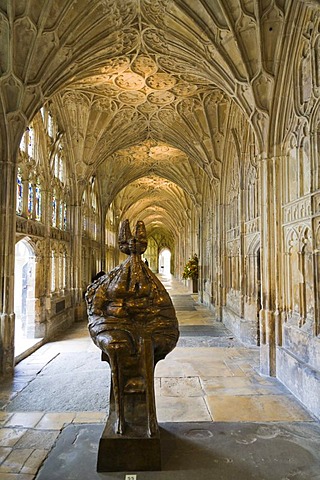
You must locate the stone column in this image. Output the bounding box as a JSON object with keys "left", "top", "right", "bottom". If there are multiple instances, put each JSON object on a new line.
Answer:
{"left": 69, "top": 203, "right": 83, "bottom": 319}
{"left": 175, "top": 232, "right": 182, "bottom": 279}
{"left": 100, "top": 205, "right": 106, "bottom": 272}
{"left": 198, "top": 203, "right": 205, "bottom": 303}
{"left": 216, "top": 199, "right": 225, "bottom": 319}
{"left": 258, "top": 153, "right": 282, "bottom": 376}
{"left": 113, "top": 215, "right": 121, "bottom": 267}
{"left": 239, "top": 163, "right": 246, "bottom": 319}
{"left": 0, "top": 156, "right": 17, "bottom": 375}
{"left": 41, "top": 187, "right": 54, "bottom": 325}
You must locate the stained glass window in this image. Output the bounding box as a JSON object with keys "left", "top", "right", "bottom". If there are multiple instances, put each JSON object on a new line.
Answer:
{"left": 52, "top": 193, "right": 57, "bottom": 227}
{"left": 59, "top": 202, "right": 63, "bottom": 229}
{"left": 16, "top": 168, "right": 23, "bottom": 215}
{"left": 63, "top": 202, "right": 67, "bottom": 230}
{"left": 35, "top": 182, "right": 41, "bottom": 221}
{"left": 28, "top": 182, "right": 33, "bottom": 218}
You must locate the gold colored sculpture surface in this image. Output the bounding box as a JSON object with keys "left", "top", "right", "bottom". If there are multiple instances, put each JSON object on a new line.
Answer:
{"left": 85, "top": 220, "right": 179, "bottom": 447}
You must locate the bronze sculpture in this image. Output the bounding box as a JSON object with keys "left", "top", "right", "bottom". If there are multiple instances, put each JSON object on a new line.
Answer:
{"left": 85, "top": 219, "right": 179, "bottom": 471}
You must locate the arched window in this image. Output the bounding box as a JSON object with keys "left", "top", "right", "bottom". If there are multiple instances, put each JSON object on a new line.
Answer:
{"left": 59, "top": 201, "right": 64, "bottom": 228}
{"left": 17, "top": 122, "right": 43, "bottom": 222}
{"left": 51, "top": 181, "right": 68, "bottom": 230}
{"left": 19, "top": 126, "right": 35, "bottom": 158}
{"left": 40, "top": 106, "right": 54, "bottom": 138}
{"left": 90, "top": 177, "right": 99, "bottom": 240}
{"left": 82, "top": 191, "right": 88, "bottom": 233}
{"left": 27, "top": 126, "right": 34, "bottom": 158}
{"left": 20, "top": 131, "right": 27, "bottom": 152}
{"left": 50, "top": 136, "right": 68, "bottom": 230}
{"left": 48, "top": 112, "right": 54, "bottom": 138}
{"left": 59, "top": 248, "right": 68, "bottom": 291}
{"left": 35, "top": 179, "right": 42, "bottom": 221}
{"left": 82, "top": 178, "right": 100, "bottom": 240}
{"left": 27, "top": 179, "right": 34, "bottom": 219}
{"left": 54, "top": 148, "right": 65, "bottom": 183}
{"left": 16, "top": 167, "right": 23, "bottom": 215}
{"left": 92, "top": 191, "right": 98, "bottom": 240}
{"left": 52, "top": 190, "right": 57, "bottom": 227}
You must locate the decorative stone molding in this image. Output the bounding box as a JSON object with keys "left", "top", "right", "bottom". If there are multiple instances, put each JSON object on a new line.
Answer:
{"left": 283, "top": 197, "right": 312, "bottom": 225}
{"left": 16, "top": 216, "right": 45, "bottom": 238}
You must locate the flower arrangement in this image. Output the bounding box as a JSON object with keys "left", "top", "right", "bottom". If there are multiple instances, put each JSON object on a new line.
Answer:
{"left": 182, "top": 253, "right": 199, "bottom": 280}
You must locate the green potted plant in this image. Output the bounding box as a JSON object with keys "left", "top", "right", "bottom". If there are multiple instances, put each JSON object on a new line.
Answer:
{"left": 182, "top": 253, "right": 199, "bottom": 293}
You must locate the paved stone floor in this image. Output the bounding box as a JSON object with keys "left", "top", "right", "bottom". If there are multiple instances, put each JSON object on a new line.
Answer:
{"left": 0, "top": 274, "right": 320, "bottom": 479}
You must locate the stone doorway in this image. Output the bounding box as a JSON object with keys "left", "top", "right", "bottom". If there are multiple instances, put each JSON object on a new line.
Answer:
{"left": 14, "top": 239, "right": 39, "bottom": 356}
{"left": 159, "top": 248, "right": 171, "bottom": 275}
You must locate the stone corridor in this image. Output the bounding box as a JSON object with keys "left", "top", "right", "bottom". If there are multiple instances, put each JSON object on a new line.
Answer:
{"left": 0, "top": 275, "right": 319, "bottom": 479}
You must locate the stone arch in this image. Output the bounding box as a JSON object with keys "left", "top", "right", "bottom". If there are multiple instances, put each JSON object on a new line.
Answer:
{"left": 244, "top": 235, "right": 261, "bottom": 345}
{"left": 246, "top": 235, "right": 261, "bottom": 295}
{"left": 145, "top": 235, "right": 159, "bottom": 273}
{"left": 269, "top": 3, "right": 317, "bottom": 149}
{"left": 14, "top": 237, "right": 40, "bottom": 352}
{"left": 309, "top": 96, "right": 320, "bottom": 192}
{"left": 158, "top": 248, "right": 171, "bottom": 276}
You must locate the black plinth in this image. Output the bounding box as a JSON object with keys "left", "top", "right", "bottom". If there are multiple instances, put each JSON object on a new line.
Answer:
{"left": 97, "top": 426, "right": 161, "bottom": 472}
{"left": 97, "top": 395, "right": 161, "bottom": 472}
{"left": 97, "top": 419, "right": 161, "bottom": 471}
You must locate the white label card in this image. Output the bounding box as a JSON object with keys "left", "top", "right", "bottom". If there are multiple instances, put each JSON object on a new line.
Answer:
{"left": 125, "top": 476, "right": 137, "bottom": 480}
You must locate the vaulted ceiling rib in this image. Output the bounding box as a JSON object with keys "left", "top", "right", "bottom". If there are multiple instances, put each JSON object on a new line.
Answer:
{"left": 0, "top": 0, "right": 295, "bottom": 233}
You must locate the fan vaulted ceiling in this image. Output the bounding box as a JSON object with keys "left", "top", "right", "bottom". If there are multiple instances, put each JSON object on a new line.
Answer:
{"left": 0, "top": 0, "right": 287, "bottom": 232}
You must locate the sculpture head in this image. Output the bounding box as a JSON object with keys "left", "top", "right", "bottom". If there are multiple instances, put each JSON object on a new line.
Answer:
{"left": 118, "top": 219, "right": 147, "bottom": 255}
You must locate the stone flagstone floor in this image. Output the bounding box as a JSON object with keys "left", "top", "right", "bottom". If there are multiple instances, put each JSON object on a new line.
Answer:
{"left": 0, "top": 274, "right": 319, "bottom": 479}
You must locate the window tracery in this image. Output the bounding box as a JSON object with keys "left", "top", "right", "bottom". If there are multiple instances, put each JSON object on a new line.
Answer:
{"left": 49, "top": 124, "right": 68, "bottom": 231}
{"left": 28, "top": 180, "right": 34, "bottom": 218}
{"left": 16, "top": 167, "right": 23, "bottom": 215}
{"left": 35, "top": 181, "right": 41, "bottom": 221}
{"left": 19, "top": 126, "right": 35, "bottom": 158}
{"left": 82, "top": 191, "right": 88, "bottom": 234}
{"left": 82, "top": 177, "right": 100, "bottom": 241}
{"left": 17, "top": 123, "right": 43, "bottom": 222}
{"left": 40, "top": 107, "right": 55, "bottom": 138}
{"left": 105, "top": 204, "right": 117, "bottom": 271}
{"left": 52, "top": 190, "right": 57, "bottom": 227}
{"left": 50, "top": 244, "right": 69, "bottom": 295}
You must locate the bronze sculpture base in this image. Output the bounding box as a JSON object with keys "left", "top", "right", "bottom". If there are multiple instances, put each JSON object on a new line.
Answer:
{"left": 97, "top": 400, "right": 161, "bottom": 472}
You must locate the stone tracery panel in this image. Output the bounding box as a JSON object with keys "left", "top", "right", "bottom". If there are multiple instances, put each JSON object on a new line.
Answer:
{"left": 283, "top": 225, "right": 314, "bottom": 329}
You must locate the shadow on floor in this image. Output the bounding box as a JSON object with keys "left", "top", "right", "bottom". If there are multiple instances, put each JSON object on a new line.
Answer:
{"left": 35, "top": 421, "right": 320, "bottom": 480}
